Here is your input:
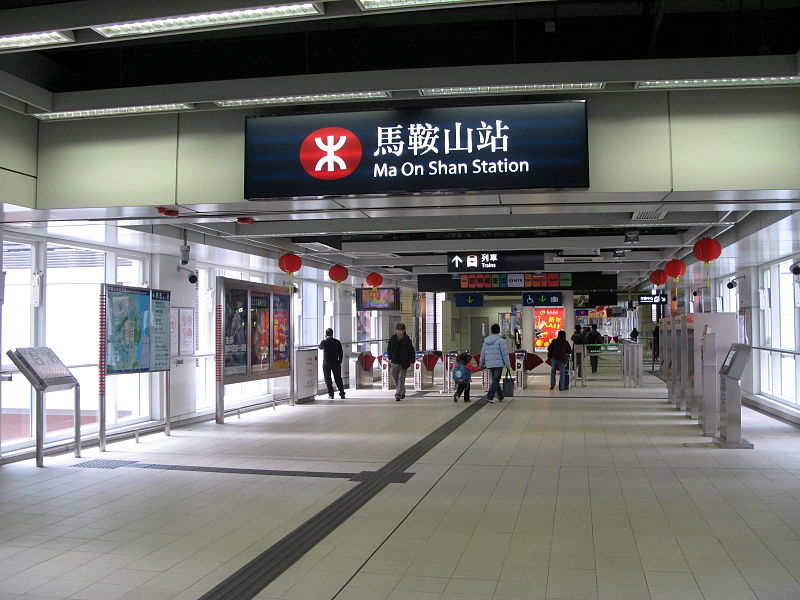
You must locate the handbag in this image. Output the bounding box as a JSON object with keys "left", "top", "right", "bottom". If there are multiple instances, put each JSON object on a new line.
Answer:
{"left": 502, "top": 368, "right": 515, "bottom": 397}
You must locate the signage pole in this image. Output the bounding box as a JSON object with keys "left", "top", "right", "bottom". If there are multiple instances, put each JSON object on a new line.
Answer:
{"left": 35, "top": 389, "right": 44, "bottom": 467}
{"left": 98, "top": 289, "right": 107, "bottom": 452}
{"left": 74, "top": 383, "right": 81, "bottom": 458}
{"left": 164, "top": 370, "right": 171, "bottom": 436}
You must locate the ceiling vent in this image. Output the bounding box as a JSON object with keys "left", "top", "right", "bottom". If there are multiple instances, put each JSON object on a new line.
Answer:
{"left": 631, "top": 209, "right": 667, "bottom": 221}
{"left": 553, "top": 249, "right": 603, "bottom": 263}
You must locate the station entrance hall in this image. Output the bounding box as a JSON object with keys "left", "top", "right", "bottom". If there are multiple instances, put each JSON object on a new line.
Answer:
{"left": 1, "top": 1, "right": 800, "bottom": 600}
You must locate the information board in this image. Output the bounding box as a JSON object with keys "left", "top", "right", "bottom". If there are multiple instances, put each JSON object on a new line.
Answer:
{"left": 105, "top": 285, "right": 170, "bottom": 374}
{"left": 11, "top": 347, "right": 77, "bottom": 391}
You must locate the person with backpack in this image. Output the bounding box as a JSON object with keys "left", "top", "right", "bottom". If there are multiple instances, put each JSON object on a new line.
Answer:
{"left": 547, "top": 330, "right": 572, "bottom": 391}
{"left": 585, "top": 323, "right": 604, "bottom": 373}
{"left": 452, "top": 352, "right": 479, "bottom": 403}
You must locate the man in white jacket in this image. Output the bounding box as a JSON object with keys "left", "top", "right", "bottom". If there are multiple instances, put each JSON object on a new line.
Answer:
{"left": 479, "top": 323, "right": 511, "bottom": 403}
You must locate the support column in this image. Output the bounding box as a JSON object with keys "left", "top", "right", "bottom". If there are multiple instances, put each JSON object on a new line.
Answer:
{"left": 522, "top": 304, "right": 535, "bottom": 353}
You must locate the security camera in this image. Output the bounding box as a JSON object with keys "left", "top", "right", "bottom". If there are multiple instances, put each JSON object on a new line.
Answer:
{"left": 177, "top": 265, "right": 197, "bottom": 284}
{"left": 791, "top": 263, "right": 800, "bottom": 276}
{"left": 726, "top": 280, "right": 737, "bottom": 289}
{"left": 179, "top": 244, "right": 190, "bottom": 266}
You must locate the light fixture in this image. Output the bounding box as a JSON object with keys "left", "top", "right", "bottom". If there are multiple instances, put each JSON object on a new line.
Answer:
{"left": 357, "top": 0, "right": 483, "bottom": 9}
{"left": 33, "top": 103, "right": 193, "bottom": 120}
{"left": 635, "top": 76, "right": 800, "bottom": 89}
{"left": 613, "top": 249, "right": 627, "bottom": 259}
{"left": 92, "top": 3, "right": 322, "bottom": 38}
{"left": 0, "top": 30, "right": 74, "bottom": 49}
{"left": 624, "top": 231, "right": 639, "bottom": 244}
{"left": 419, "top": 83, "right": 604, "bottom": 96}
{"left": 215, "top": 91, "right": 391, "bottom": 107}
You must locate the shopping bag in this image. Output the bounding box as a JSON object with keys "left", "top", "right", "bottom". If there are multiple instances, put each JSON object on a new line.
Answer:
{"left": 502, "top": 368, "right": 515, "bottom": 397}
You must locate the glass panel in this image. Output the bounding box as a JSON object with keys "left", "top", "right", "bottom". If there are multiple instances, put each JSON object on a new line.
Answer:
{"left": 117, "top": 255, "right": 145, "bottom": 287}
{"left": 779, "top": 260, "right": 796, "bottom": 351}
{"left": 1, "top": 242, "right": 34, "bottom": 448}
{"left": 759, "top": 349, "right": 771, "bottom": 395}
{"left": 301, "top": 282, "right": 318, "bottom": 346}
{"left": 45, "top": 243, "right": 105, "bottom": 366}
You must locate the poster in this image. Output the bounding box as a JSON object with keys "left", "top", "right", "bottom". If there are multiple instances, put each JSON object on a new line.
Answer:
{"left": 272, "top": 293, "right": 290, "bottom": 370}
{"left": 149, "top": 290, "right": 171, "bottom": 371}
{"left": 534, "top": 307, "right": 565, "bottom": 350}
{"left": 179, "top": 308, "right": 194, "bottom": 356}
{"left": 250, "top": 293, "right": 271, "bottom": 372}
{"left": 106, "top": 285, "right": 150, "bottom": 374}
{"left": 224, "top": 288, "right": 249, "bottom": 375}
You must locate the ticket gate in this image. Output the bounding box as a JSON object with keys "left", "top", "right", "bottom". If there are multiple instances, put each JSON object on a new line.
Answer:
{"left": 514, "top": 351, "right": 526, "bottom": 389}
{"left": 442, "top": 350, "right": 460, "bottom": 394}
{"left": 350, "top": 352, "right": 376, "bottom": 389}
{"left": 380, "top": 352, "right": 393, "bottom": 390}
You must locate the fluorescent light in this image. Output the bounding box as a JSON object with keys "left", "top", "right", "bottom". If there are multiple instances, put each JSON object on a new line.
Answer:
{"left": 215, "top": 91, "right": 391, "bottom": 107}
{"left": 92, "top": 3, "right": 322, "bottom": 38}
{"left": 34, "top": 103, "right": 193, "bottom": 120}
{"left": 0, "top": 30, "right": 74, "bottom": 49}
{"left": 357, "top": 0, "right": 483, "bottom": 9}
{"left": 636, "top": 76, "right": 800, "bottom": 89}
{"left": 419, "top": 83, "right": 604, "bottom": 96}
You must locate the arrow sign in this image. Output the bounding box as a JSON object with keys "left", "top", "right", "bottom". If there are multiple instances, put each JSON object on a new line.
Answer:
{"left": 455, "top": 292, "right": 484, "bottom": 307}
{"left": 522, "top": 291, "right": 563, "bottom": 306}
{"left": 451, "top": 255, "right": 463, "bottom": 268}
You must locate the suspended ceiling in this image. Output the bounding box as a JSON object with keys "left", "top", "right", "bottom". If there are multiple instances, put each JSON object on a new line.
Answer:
{"left": 0, "top": 0, "right": 799, "bottom": 290}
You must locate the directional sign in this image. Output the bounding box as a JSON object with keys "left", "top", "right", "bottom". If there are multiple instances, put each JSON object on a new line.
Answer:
{"left": 455, "top": 292, "right": 484, "bottom": 307}
{"left": 522, "top": 291, "right": 563, "bottom": 306}
{"left": 638, "top": 294, "right": 668, "bottom": 304}
{"left": 447, "top": 251, "right": 544, "bottom": 273}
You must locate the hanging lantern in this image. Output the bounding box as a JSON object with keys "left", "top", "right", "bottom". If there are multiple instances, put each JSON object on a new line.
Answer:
{"left": 278, "top": 253, "right": 302, "bottom": 276}
{"left": 365, "top": 272, "right": 383, "bottom": 289}
{"left": 328, "top": 264, "right": 348, "bottom": 284}
{"left": 693, "top": 237, "right": 722, "bottom": 265}
{"left": 649, "top": 270, "right": 668, "bottom": 287}
{"left": 664, "top": 259, "right": 686, "bottom": 282}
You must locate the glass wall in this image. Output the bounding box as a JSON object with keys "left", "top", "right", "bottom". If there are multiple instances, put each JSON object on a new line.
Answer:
{"left": 757, "top": 259, "right": 799, "bottom": 405}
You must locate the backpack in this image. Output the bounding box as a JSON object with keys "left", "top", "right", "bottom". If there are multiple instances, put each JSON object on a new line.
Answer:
{"left": 452, "top": 365, "right": 469, "bottom": 383}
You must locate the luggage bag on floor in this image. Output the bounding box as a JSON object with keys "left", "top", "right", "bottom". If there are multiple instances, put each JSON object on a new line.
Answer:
{"left": 502, "top": 368, "right": 515, "bottom": 397}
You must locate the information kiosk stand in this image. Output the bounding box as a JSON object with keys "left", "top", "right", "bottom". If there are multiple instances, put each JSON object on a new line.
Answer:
{"left": 714, "top": 344, "right": 753, "bottom": 449}
{"left": 7, "top": 347, "right": 79, "bottom": 467}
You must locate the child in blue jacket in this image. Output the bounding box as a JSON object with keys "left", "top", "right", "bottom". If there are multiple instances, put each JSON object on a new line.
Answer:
{"left": 453, "top": 353, "right": 480, "bottom": 403}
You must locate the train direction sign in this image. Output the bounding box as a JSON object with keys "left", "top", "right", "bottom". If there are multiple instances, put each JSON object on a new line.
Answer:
{"left": 455, "top": 293, "right": 484, "bottom": 307}
{"left": 523, "top": 292, "right": 563, "bottom": 306}
{"left": 447, "top": 251, "right": 544, "bottom": 273}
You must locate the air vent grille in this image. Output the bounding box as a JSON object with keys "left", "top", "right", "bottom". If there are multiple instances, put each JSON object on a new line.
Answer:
{"left": 631, "top": 210, "right": 667, "bottom": 221}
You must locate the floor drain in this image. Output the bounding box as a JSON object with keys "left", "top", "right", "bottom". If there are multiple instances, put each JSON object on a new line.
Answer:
{"left": 73, "top": 459, "right": 139, "bottom": 469}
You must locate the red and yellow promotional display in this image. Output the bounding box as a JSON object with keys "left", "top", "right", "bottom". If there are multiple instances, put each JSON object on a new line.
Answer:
{"left": 534, "top": 307, "right": 565, "bottom": 349}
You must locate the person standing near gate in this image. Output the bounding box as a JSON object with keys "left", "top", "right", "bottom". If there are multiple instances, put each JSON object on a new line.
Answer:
{"left": 586, "top": 323, "right": 603, "bottom": 373}
{"left": 571, "top": 325, "right": 586, "bottom": 378}
{"left": 319, "top": 328, "right": 345, "bottom": 399}
{"left": 479, "top": 323, "right": 510, "bottom": 403}
{"left": 387, "top": 323, "right": 415, "bottom": 401}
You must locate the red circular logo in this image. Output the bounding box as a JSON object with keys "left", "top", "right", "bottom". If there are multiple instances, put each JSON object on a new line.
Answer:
{"left": 299, "top": 127, "right": 362, "bottom": 180}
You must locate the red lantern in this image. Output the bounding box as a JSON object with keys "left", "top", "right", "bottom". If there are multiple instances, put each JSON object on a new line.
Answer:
{"left": 649, "top": 270, "right": 668, "bottom": 286}
{"left": 328, "top": 264, "right": 348, "bottom": 284}
{"left": 278, "top": 253, "right": 302, "bottom": 275}
{"left": 365, "top": 272, "right": 383, "bottom": 288}
{"left": 664, "top": 259, "right": 686, "bottom": 281}
{"left": 693, "top": 237, "right": 722, "bottom": 265}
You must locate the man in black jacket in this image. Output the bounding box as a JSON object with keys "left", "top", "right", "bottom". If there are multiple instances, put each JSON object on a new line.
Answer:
{"left": 319, "top": 328, "right": 345, "bottom": 399}
{"left": 386, "top": 323, "right": 415, "bottom": 401}
{"left": 586, "top": 324, "right": 604, "bottom": 373}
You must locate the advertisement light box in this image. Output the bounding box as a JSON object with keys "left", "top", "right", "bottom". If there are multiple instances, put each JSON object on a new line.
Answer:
{"left": 245, "top": 102, "right": 588, "bottom": 198}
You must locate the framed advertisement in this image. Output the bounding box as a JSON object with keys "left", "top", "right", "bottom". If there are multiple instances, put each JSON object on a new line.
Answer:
{"left": 217, "top": 278, "right": 292, "bottom": 384}
{"left": 178, "top": 308, "right": 195, "bottom": 356}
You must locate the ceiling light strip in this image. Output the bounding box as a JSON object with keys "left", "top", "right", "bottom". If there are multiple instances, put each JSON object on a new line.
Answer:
{"left": 92, "top": 3, "right": 322, "bottom": 38}
{"left": 357, "top": 0, "right": 483, "bottom": 9}
{"left": 215, "top": 91, "right": 391, "bottom": 107}
{"left": 0, "top": 31, "right": 74, "bottom": 49}
{"left": 34, "top": 103, "right": 194, "bottom": 121}
{"left": 419, "top": 83, "right": 604, "bottom": 96}
{"left": 636, "top": 76, "right": 800, "bottom": 89}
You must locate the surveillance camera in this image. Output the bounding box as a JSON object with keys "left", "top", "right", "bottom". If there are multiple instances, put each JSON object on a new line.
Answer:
{"left": 692, "top": 290, "right": 699, "bottom": 297}
{"left": 726, "top": 280, "right": 737, "bottom": 289}
{"left": 188, "top": 273, "right": 198, "bottom": 284}
{"left": 791, "top": 263, "right": 800, "bottom": 276}
{"left": 179, "top": 244, "right": 190, "bottom": 265}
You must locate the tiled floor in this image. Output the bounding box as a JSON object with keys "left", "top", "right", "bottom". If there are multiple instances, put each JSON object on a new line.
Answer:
{"left": 2, "top": 373, "right": 800, "bottom": 600}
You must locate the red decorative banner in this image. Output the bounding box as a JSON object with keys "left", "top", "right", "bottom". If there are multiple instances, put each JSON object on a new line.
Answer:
{"left": 534, "top": 307, "right": 565, "bottom": 349}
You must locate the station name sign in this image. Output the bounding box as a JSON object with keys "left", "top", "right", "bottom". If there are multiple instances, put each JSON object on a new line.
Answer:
{"left": 638, "top": 294, "right": 668, "bottom": 304}
{"left": 447, "top": 251, "right": 544, "bottom": 273}
{"left": 245, "top": 102, "right": 588, "bottom": 198}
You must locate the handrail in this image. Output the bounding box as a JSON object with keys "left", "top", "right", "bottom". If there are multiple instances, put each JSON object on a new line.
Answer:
{"left": 752, "top": 346, "right": 800, "bottom": 357}
{"left": 296, "top": 338, "right": 390, "bottom": 352}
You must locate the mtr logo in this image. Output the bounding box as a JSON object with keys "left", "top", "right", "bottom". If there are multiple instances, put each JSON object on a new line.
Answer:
{"left": 299, "top": 127, "right": 362, "bottom": 180}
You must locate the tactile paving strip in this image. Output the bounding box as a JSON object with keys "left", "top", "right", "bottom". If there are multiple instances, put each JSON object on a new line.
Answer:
{"left": 196, "top": 398, "right": 489, "bottom": 600}
{"left": 73, "top": 459, "right": 139, "bottom": 469}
